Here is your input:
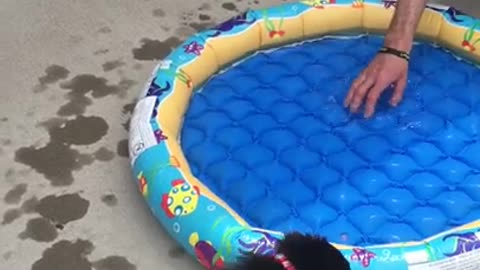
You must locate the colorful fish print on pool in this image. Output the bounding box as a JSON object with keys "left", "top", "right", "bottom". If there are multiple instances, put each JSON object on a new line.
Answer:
{"left": 301, "top": 0, "right": 336, "bottom": 9}
{"left": 238, "top": 230, "right": 279, "bottom": 256}
{"left": 263, "top": 9, "right": 285, "bottom": 39}
{"left": 462, "top": 22, "right": 480, "bottom": 52}
{"left": 136, "top": 156, "right": 180, "bottom": 198}
{"left": 189, "top": 232, "right": 224, "bottom": 270}
{"left": 161, "top": 179, "right": 200, "bottom": 218}
{"left": 207, "top": 11, "right": 256, "bottom": 37}
{"left": 137, "top": 171, "right": 149, "bottom": 197}
{"left": 442, "top": 230, "right": 480, "bottom": 257}
{"left": 350, "top": 247, "right": 376, "bottom": 268}
{"left": 351, "top": 0, "right": 364, "bottom": 8}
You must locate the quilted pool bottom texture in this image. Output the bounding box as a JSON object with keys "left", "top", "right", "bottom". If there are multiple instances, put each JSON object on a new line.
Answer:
{"left": 180, "top": 36, "right": 480, "bottom": 246}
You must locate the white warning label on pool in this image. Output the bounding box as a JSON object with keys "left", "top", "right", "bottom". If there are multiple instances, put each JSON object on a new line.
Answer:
{"left": 408, "top": 249, "right": 480, "bottom": 270}
{"left": 128, "top": 96, "right": 159, "bottom": 166}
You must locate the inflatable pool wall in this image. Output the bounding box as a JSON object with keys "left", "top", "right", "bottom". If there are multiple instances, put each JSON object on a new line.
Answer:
{"left": 129, "top": 1, "right": 480, "bottom": 269}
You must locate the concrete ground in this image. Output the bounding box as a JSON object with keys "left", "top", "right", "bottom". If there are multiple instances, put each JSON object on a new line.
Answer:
{"left": 0, "top": 0, "right": 479, "bottom": 270}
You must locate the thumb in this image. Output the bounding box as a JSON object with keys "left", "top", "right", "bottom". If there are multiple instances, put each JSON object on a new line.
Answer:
{"left": 390, "top": 75, "right": 407, "bottom": 107}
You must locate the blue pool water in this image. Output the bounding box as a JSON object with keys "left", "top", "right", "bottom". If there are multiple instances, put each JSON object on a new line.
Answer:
{"left": 180, "top": 35, "right": 480, "bottom": 246}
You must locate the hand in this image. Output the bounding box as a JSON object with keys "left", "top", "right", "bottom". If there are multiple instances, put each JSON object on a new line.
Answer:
{"left": 344, "top": 53, "right": 409, "bottom": 118}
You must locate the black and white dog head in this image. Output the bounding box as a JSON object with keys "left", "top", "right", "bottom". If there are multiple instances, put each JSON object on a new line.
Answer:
{"left": 227, "top": 232, "right": 351, "bottom": 270}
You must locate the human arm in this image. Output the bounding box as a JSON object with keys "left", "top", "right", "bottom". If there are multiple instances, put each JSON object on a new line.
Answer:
{"left": 344, "top": 0, "right": 429, "bottom": 118}
{"left": 384, "top": 0, "right": 430, "bottom": 51}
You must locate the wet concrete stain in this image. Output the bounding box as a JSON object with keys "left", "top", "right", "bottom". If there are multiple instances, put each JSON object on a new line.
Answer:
{"left": 199, "top": 3, "right": 212, "bottom": 11}
{"left": 35, "top": 65, "right": 70, "bottom": 92}
{"left": 49, "top": 115, "right": 109, "bottom": 145}
{"left": 175, "top": 26, "right": 195, "bottom": 38}
{"left": 222, "top": 2, "right": 238, "bottom": 11}
{"left": 31, "top": 239, "right": 137, "bottom": 270}
{"left": 15, "top": 140, "right": 94, "bottom": 185}
{"left": 2, "top": 196, "right": 38, "bottom": 226}
{"left": 1, "top": 139, "right": 10, "bottom": 146}
{"left": 2, "top": 138, "right": 12, "bottom": 146}
{"left": 36, "top": 193, "right": 90, "bottom": 225}
{"left": 116, "top": 139, "right": 129, "bottom": 158}
{"left": 121, "top": 101, "right": 135, "bottom": 132}
{"left": 2, "top": 209, "right": 22, "bottom": 225}
{"left": 101, "top": 193, "right": 118, "bottom": 207}
{"left": 69, "top": 35, "right": 84, "bottom": 44}
{"left": 15, "top": 115, "right": 111, "bottom": 185}
{"left": 3, "top": 251, "right": 13, "bottom": 260}
{"left": 122, "top": 117, "right": 130, "bottom": 131}
{"left": 94, "top": 147, "right": 115, "bottom": 161}
{"left": 31, "top": 239, "right": 94, "bottom": 270}
{"left": 116, "top": 99, "right": 135, "bottom": 161}
{"left": 94, "top": 49, "right": 110, "bottom": 55}
{"left": 123, "top": 102, "right": 135, "bottom": 114}
{"left": 102, "top": 60, "right": 125, "bottom": 72}
{"left": 199, "top": 14, "right": 211, "bottom": 21}
{"left": 132, "top": 63, "right": 143, "bottom": 70}
{"left": 1, "top": 117, "right": 7, "bottom": 122}
{"left": 98, "top": 26, "right": 112, "bottom": 34}
{"left": 19, "top": 217, "right": 58, "bottom": 242}
{"left": 181, "top": 10, "right": 194, "bottom": 22}
{"left": 58, "top": 74, "right": 135, "bottom": 116}
{"left": 62, "top": 74, "right": 131, "bottom": 96}
{"left": 4, "top": 183, "right": 28, "bottom": 204}
{"left": 189, "top": 22, "right": 215, "bottom": 32}
{"left": 152, "top": 8, "right": 165, "bottom": 17}
{"left": 132, "top": 37, "right": 181, "bottom": 61}
{"left": 39, "top": 117, "right": 67, "bottom": 130}
{"left": 5, "top": 168, "right": 14, "bottom": 179}
{"left": 93, "top": 256, "right": 137, "bottom": 270}
{"left": 57, "top": 95, "right": 92, "bottom": 116}
{"left": 22, "top": 196, "right": 39, "bottom": 213}
{"left": 168, "top": 245, "right": 186, "bottom": 259}
{"left": 178, "top": 8, "right": 214, "bottom": 33}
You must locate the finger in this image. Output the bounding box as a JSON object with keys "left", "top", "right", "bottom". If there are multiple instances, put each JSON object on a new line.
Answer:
{"left": 364, "top": 79, "right": 390, "bottom": 118}
{"left": 350, "top": 76, "right": 375, "bottom": 113}
{"left": 344, "top": 72, "right": 366, "bottom": 107}
{"left": 390, "top": 75, "right": 407, "bottom": 106}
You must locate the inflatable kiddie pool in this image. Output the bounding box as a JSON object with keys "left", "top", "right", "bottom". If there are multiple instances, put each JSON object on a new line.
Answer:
{"left": 129, "top": 1, "right": 480, "bottom": 269}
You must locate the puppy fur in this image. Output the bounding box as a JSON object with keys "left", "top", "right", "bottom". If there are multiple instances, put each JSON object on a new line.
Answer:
{"left": 227, "top": 232, "right": 350, "bottom": 270}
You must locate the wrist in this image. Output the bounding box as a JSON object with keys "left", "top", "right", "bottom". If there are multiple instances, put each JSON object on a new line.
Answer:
{"left": 384, "top": 30, "right": 414, "bottom": 52}
{"left": 383, "top": 33, "right": 413, "bottom": 53}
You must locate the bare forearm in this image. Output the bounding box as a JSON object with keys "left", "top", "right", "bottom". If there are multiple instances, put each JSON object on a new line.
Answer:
{"left": 384, "top": 0, "right": 429, "bottom": 51}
